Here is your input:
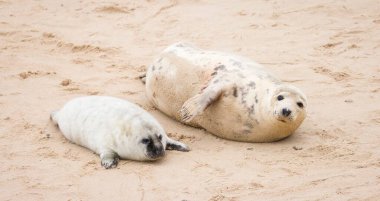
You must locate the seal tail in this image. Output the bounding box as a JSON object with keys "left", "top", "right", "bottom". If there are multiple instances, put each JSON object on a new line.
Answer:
{"left": 50, "top": 110, "right": 59, "bottom": 126}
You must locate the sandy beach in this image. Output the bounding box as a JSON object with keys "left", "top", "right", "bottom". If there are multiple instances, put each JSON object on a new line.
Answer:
{"left": 1, "top": 0, "right": 380, "bottom": 200}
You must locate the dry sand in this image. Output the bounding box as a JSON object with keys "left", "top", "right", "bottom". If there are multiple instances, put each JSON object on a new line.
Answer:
{"left": 1, "top": 0, "right": 380, "bottom": 200}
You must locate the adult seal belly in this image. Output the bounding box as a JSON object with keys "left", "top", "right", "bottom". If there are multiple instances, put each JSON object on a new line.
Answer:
{"left": 145, "top": 42, "right": 307, "bottom": 142}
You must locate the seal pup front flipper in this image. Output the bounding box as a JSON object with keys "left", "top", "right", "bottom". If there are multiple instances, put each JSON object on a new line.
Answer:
{"left": 100, "top": 149, "right": 120, "bottom": 169}
{"left": 180, "top": 82, "right": 229, "bottom": 123}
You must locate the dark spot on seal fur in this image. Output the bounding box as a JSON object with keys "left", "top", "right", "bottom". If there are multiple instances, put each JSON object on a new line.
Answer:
{"left": 248, "top": 81, "right": 256, "bottom": 88}
{"left": 255, "top": 119, "right": 260, "bottom": 125}
{"left": 249, "top": 104, "right": 255, "bottom": 115}
{"left": 244, "top": 122, "right": 254, "bottom": 129}
{"left": 176, "top": 43, "right": 185, "bottom": 47}
{"left": 152, "top": 65, "right": 156, "bottom": 71}
{"left": 239, "top": 87, "right": 248, "bottom": 96}
{"left": 242, "top": 129, "right": 251, "bottom": 135}
{"left": 211, "top": 71, "right": 218, "bottom": 76}
{"left": 239, "top": 87, "right": 248, "bottom": 104}
{"left": 229, "top": 59, "right": 242, "bottom": 67}
{"left": 213, "top": 79, "right": 219, "bottom": 84}
{"left": 255, "top": 95, "right": 258, "bottom": 103}
{"left": 233, "top": 87, "right": 238, "bottom": 97}
{"left": 237, "top": 86, "right": 257, "bottom": 117}
{"left": 214, "top": 65, "right": 226, "bottom": 71}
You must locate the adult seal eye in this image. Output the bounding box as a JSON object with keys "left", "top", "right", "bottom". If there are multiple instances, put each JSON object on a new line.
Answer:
{"left": 277, "top": 95, "right": 284, "bottom": 101}
{"left": 141, "top": 138, "right": 150, "bottom": 144}
{"left": 297, "top": 102, "right": 304, "bottom": 108}
{"left": 158, "top": 135, "right": 163, "bottom": 141}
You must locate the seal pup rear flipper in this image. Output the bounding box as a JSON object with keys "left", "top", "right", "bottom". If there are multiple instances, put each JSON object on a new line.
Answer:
{"left": 165, "top": 137, "right": 190, "bottom": 152}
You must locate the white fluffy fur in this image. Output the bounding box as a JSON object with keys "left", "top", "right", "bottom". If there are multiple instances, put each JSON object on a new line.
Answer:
{"left": 51, "top": 96, "right": 188, "bottom": 163}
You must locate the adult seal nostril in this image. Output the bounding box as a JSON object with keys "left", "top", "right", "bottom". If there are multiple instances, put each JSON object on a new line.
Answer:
{"left": 282, "top": 108, "right": 292, "bottom": 117}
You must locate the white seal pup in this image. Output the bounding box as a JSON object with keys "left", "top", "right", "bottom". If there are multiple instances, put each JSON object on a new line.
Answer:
{"left": 50, "top": 96, "right": 189, "bottom": 169}
{"left": 144, "top": 42, "right": 307, "bottom": 142}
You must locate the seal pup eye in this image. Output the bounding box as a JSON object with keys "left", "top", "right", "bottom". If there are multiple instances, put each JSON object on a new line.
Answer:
{"left": 297, "top": 102, "right": 304, "bottom": 108}
{"left": 141, "top": 138, "right": 150, "bottom": 144}
{"left": 277, "top": 95, "right": 284, "bottom": 101}
{"left": 158, "top": 135, "right": 162, "bottom": 141}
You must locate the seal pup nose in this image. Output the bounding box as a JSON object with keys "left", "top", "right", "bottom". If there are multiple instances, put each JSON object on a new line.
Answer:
{"left": 150, "top": 146, "right": 165, "bottom": 159}
{"left": 147, "top": 141, "right": 165, "bottom": 159}
{"left": 282, "top": 108, "right": 292, "bottom": 117}
{"left": 155, "top": 147, "right": 165, "bottom": 157}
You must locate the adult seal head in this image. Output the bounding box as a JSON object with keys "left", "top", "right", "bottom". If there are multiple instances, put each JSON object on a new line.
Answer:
{"left": 51, "top": 96, "right": 190, "bottom": 169}
{"left": 144, "top": 42, "right": 307, "bottom": 142}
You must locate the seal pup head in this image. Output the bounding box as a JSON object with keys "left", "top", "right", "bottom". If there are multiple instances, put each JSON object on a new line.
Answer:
{"left": 122, "top": 120, "right": 167, "bottom": 161}
{"left": 139, "top": 132, "right": 166, "bottom": 160}
{"left": 119, "top": 117, "right": 190, "bottom": 162}
{"left": 270, "top": 85, "right": 307, "bottom": 125}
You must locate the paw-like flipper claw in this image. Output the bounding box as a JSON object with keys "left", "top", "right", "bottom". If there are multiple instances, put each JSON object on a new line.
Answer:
{"left": 100, "top": 151, "right": 119, "bottom": 169}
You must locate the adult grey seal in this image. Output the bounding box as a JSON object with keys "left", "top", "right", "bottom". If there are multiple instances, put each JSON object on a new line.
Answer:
{"left": 144, "top": 42, "right": 307, "bottom": 142}
{"left": 51, "top": 96, "right": 189, "bottom": 169}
